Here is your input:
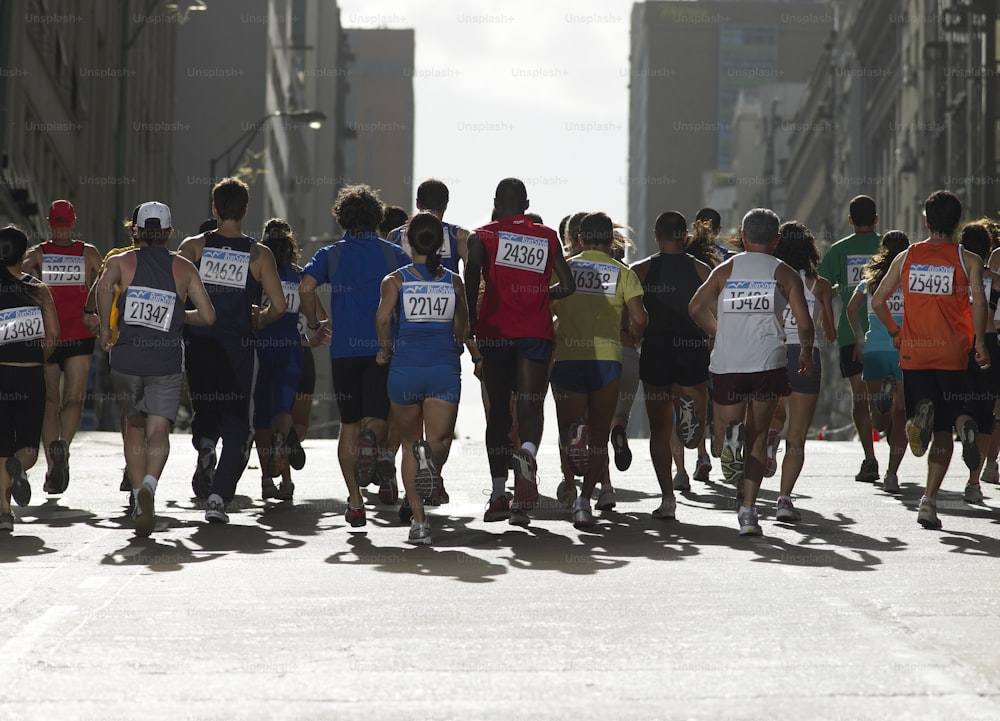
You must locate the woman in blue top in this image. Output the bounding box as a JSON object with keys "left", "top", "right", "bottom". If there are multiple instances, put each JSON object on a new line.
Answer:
{"left": 375, "top": 213, "right": 469, "bottom": 545}
{"left": 253, "top": 219, "right": 309, "bottom": 501}
{"left": 847, "top": 230, "right": 910, "bottom": 493}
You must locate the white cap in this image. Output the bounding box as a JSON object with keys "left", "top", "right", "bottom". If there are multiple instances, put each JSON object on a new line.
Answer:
{"left": 136, "top": 201, "right": 171, "bottom": 229}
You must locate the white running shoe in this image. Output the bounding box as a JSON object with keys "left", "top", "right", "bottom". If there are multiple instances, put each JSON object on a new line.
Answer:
{"left": 652, "top": 495, "right": 677, "bottom": 520}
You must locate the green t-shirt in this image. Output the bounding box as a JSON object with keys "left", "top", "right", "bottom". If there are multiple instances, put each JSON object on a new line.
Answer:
{"left": 555, "top": 250, "right": 644, "bottom": 363}
{"left": 818, "top": 231, "right": 881, "bottom": 345}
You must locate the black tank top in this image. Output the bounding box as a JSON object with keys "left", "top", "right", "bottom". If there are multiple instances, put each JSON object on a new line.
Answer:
{"left": 0, "top": 278, "right": 46, "bottom": 364}
{"left": 642, "top": 252, "right": 707, "bottom": 341}
{"left": 185, "top": 231, "right": 259, "bottom": 349}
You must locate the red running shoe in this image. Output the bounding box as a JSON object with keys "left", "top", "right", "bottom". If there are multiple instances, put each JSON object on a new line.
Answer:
{"left": 345, "top": 505, "right": 367, "bottom": 528}
{"left": 483, "top": 494, "right": 511, "bottom": 522}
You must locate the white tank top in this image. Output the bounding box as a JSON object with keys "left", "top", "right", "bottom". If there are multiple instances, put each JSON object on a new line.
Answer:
{"left": 710, "top": 252, "right": 787, "bottom": 374}
{"left": 782, "top": 269, "right": 818, "bottom": 346}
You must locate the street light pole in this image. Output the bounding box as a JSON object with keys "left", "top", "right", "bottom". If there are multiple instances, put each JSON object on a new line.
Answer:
{"left": 206, "top": 110, "right": 325, "bottom": 214}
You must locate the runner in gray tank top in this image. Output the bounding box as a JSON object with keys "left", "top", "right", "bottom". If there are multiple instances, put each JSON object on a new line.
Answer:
{"left": 688, "top": 208, "right": 815, "bottom": 536}
{"left": 96, "top": 202, "right": 216, "bottom": 537}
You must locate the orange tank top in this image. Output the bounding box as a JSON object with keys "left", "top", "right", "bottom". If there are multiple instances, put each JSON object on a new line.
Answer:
{"left": 899, "top": 241, "right": 973, "bottom": 370}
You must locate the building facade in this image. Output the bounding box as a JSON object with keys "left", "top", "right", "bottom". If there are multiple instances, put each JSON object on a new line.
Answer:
{"left": 628, "top": 0, "right": 832, "bottom": 256}
{"left": 0, "top": 0, "right": 176, "bottom": 248}
{"left": 341, "top": 28, "right": 414, "bottom": 212}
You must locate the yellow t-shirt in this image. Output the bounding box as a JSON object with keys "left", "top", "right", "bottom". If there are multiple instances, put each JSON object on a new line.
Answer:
{"left": 554, "top": 249, "right": 643, "bottom": 363}
{"left": 100, "top": 244, "right": 136, "bottom": 342}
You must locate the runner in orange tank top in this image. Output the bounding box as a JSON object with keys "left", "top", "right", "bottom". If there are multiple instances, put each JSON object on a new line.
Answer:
{"left": 871, "top": 190, "right": 990, "bottom": 530}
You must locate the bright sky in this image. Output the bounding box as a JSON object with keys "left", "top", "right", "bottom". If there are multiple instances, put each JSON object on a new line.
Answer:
{"left": 337, "top": 0, "right": 637, "bottom": 232}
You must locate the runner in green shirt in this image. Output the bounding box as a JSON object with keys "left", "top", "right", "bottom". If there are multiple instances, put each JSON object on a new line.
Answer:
{"left": 817, "top": 195, "right": 882, "bottom": 483}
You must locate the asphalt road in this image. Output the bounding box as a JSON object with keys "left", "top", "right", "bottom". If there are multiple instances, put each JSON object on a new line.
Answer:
{"left": 2, "top": 431, "right": 999, "bottom": 721}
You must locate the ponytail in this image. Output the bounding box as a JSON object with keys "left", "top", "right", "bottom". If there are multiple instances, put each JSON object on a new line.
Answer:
{"left": 425, "top": 248, "right": 441, "bottom": 274}
{"left": 405, "top": 212, "right": 445, "bottom": 276}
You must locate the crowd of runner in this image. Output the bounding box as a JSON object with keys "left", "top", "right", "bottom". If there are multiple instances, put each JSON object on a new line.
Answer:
{"left": 0, "top": 179, "right": 996, "bottom": 543}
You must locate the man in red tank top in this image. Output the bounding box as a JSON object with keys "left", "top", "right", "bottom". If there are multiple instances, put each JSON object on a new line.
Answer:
{"left": 871, "top": 190, "right": 990, "bottom": 529}
{"left": 465, "top": 178, "right": 576, "bottom": 527}
{"left": 21, "top": 200, "right": 101, "bottom": 495}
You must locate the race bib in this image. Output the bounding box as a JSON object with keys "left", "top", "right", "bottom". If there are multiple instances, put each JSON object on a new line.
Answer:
{"left": 263, "top": 281, "right": 300, "bottom": 315}
{"left": 571, "top": 260, "right": 620, "bottom": 297}
{"left": 496, "top": 232, "right": 548, "bottom": 274}
{"left": 886, "top": 289, "right": 904, "bottom": 315}
{"left": 123, "top": 285, "right": 175, "bottom": 332}
{"left": 782, "top": 297, "right": 815, "bottom": 330}
{"left": 866, "top": 289, "right": 904, "bottom": 316}
{"left": 42, "top": 254, "right": 85, "bottom": 286}
{"left": 907, "top": 264, "right": 953, "bottom": 296}
{"left": 401, "top": 282, "right": 455, "bottom": 323}
{"left": 722, "top": 280, "right": 776, "bottom": 314}
{"left": 200, "top": 247, "right": 250, "bottom": 288}
{"left": 846, "top": 255, "right": 870, "bottom": 287}
{"left": 0, "top": 306, "right": 44, "bottom": 345}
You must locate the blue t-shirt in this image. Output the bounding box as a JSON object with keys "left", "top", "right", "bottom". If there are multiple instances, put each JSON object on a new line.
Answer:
{"left": 857, "top": 280, "right": 903, "bottom": 355}
{"left": 303, "top": 232, "right": 409, "bottom": 358}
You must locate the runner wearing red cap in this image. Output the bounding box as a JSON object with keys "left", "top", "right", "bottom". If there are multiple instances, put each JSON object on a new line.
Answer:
{"left": 22, "top": 200, "right": 101, "bottom": 495}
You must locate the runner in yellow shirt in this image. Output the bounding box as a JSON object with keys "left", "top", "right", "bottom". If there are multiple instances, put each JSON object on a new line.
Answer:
{"left": 550, "top": 212, "right": 647, "bottom": 528}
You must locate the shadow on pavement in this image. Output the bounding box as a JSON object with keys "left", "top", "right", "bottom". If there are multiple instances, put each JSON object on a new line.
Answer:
{"left": 325, "top": 531, "right": 507, "bottom": 583}
{"left": 937, "top": 529, "right": 1000, "bottom": 557}
{"left": 256, "top": 499, "right": 334, "bottom": 537}
{"left": 0, "top": 534, "right": 58, "bottom": 562}
{"left": 15, "top": 499, "right": 98, "bottom": 528}
{"left": 101, "top": 537, "right": 225, "bottom": 571}
{"left": 188, "top": 522, "right": 306, "bottom": 555}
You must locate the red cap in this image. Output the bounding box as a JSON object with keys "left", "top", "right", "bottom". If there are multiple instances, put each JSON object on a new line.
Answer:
{"left": 47, "top": 199, "right": 76, "bottom": 227}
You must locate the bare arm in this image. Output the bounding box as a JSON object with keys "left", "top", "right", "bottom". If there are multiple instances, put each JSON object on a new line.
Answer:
{"left": 22, "top": 247, "right": 42, "bottom": 277}
{"left": 549, "top": 251, "right": 576, "bottom": 300}
{"left": 816, "top": 278, "right": 838, "bottom": 344}
{"left": 464, "top": 233, "right": 484, "bottom": 336}
{"left": 688, "top": 263, "right": 728, "bottom": 337}
{"left": 84, "top": 244, "right": 102, "bottom": 286}
{"left": 375, "top": 273, "right": 400, "bottom": 365}
{"left": 176, "top": 235, "right": 202, "bottom": 263}
{"left": 965, "top": 250, "right": 990, "bottom": 368}
{"left": 625, "top": 295, "right": 647, "bottom": 346}
{"left": 846, "top": 286, "right": 866, "bottom": 361}
{"left": 176, "top": 258, "right": 216, "bottom": 327}
{"left": 253, "top": 245, "right": 287, "bottom": 327}
{"left": 452, "top": 274, "right": 470, "bottom": 342}
{"left": 457, "top": 229, "right": 473, "bottom": 268}
{"left": 38, "top": 285, "right": 59, "bottom": 359}
{"left": 95, "top": 257, "right": 123, "bottom": 351}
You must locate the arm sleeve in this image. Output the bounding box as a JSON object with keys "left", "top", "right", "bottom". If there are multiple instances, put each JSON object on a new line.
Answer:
{"left": 302, "top": 246, "right": 329, "bottom": 283}
{"left": 818, "top": 244, "right": 840, "bottom": 287}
